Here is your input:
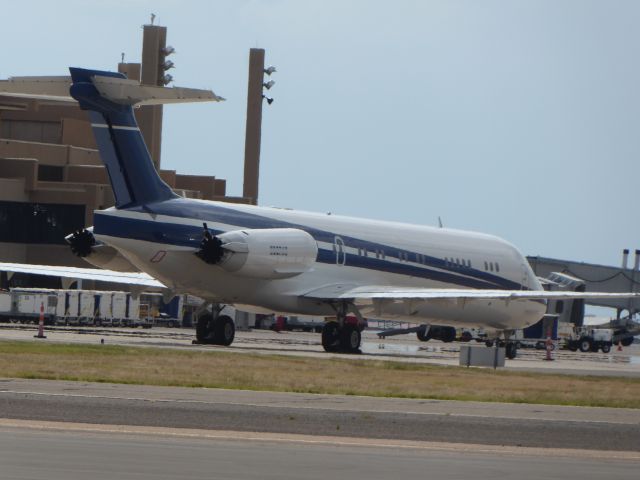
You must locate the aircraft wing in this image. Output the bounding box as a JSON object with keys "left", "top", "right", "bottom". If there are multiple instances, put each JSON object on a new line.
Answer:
{"left": 0, "top": 262, "right": 165, "bottom": 289}
{"left": 301, "top": 285, "right": 640, "bottom": 302}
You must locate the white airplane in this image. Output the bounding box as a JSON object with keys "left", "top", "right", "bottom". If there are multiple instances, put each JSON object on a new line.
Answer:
{"left": 0, "top": 68, "right": 637, "bottom": 358}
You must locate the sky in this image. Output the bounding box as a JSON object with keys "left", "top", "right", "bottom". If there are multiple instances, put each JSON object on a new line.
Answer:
{"left": 2, "top": 0, "right": 639, "bottom": 267}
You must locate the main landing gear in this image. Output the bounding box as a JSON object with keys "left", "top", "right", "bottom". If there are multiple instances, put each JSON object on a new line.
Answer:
{"left": 321, "top": 303, "right": 365, "bottom": 354}
{"left": 485, "top": 336, "right": 519, "bottom": 359}
{"left": 193, "top": 304, "right": 235, "bottom": 346}
{"left": 505, "top": 341, "right": 518, "bottom": 360}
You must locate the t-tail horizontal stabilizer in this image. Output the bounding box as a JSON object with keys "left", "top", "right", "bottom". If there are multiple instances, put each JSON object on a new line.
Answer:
{"left": 1, "top": 68, "right": 223, "bottom": 210}
{"left": 0, "top": 74, "right": 224, "bottom": 105}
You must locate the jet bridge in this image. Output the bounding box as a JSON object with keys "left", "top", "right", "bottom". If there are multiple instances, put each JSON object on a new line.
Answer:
{"left": 528, "top": 251, "right": 640, "bottom": 344}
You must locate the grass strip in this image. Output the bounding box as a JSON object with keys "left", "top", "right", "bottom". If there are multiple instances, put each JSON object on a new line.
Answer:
{"left": 0, "top": 340, "right": 639, "bottom": 408}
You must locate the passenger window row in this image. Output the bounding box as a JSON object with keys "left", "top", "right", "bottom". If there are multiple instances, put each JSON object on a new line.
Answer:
{"left": 483, "top": 261, "right": 500, "bottom": 272}
{"left": 352, "top": 247, "right": 500, "bottom": 274}
{"left": 444, "top": 257, "right": 472, "bottom": 269}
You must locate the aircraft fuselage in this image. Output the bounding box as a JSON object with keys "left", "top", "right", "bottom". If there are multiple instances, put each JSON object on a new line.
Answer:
{"left": 93, "top": 197, "right": 546, "bottom": 331}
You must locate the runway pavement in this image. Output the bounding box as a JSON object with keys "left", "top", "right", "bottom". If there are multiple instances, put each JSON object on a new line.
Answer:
{"left": 0, "top": 422, "right": 638, "bottom": 480}
{"left": 1, "top": 378, "right": 639, "bottom": 451}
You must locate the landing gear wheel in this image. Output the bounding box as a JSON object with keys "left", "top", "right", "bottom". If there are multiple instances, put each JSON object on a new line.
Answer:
{"left": 505, "top": 342, "right": 518, "bottom": 360}
{"left": 322, "top": 323, "right": 340, "bottom": 352}
{"left": 339, "top": 325, "right": 361, "bottom": 353}
{"left": 416, "top": 326, "right": 431, "bottom": 342}
{"left": 195, "top": 313, "right": 214, "bottom": 343}
{"left": 440, "top": 327, "right": 457, "bottom": 343}
{"left": 213, "top": 315, "right": 235, "bottom": 346}
{"left": 195, "top": 314, "right": 235, "bottom": 346}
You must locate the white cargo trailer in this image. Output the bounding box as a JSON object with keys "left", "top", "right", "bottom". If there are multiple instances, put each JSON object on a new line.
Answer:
{"left": 1, "top": 288, "right": 150, "bottom": 327}
{"left": 57, "top": 290, "right": 80, "bottom": 325}
{"left": 111, "top": 292, "right": 128, "bottom": 325}
{"left": 77, "top": 291, "right": 95, "bottom": 325}
{"left": 0, "top": 291, "right": 12, "bottom": 321}
{"left": 10, "top": 289, "right": 57, "bottom": 324}
{"left": 94, "top": 291, "right": 113, "bottom": 326}
{"left": 127, "top": 295, "right": 142, "bottom": 326}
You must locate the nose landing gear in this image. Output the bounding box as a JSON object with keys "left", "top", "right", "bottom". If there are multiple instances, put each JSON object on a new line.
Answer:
{"left": 485, "top": 334, "right": 519, "bottom": 360}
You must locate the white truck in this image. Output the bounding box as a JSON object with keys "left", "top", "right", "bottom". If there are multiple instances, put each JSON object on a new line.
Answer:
{"left": 565, "top": 326, "right": 614, "bottom": 353}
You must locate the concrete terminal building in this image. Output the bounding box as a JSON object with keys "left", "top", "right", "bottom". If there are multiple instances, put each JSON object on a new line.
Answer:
{"left": 0, "top": 24, "right": 251, "bottom": 288}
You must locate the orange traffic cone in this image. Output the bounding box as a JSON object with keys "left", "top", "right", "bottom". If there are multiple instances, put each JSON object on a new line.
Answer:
{"left": 617, "top": 341, "right": 623, "bottom": 352}
{"left": 34, "top": 302, "right": 46, "bottom": 339}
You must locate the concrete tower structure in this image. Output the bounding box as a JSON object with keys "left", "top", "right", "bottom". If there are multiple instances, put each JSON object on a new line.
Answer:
{"left": 243, "top": 48, "right": 266, "bottom": 205}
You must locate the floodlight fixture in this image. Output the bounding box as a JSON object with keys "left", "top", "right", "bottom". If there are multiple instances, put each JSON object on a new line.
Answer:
{"left": 161, "top": 45, "right": 176, "bottom": 56}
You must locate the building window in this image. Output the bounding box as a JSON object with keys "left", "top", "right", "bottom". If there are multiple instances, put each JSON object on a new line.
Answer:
{"left": 1, "top": 119, "right": 62, "bottom": 144}
{"left": 0, "top": 200, "right": 85, "bottom": 245}
{"left": 38, "top": 165, "right": 64, "bottom": 182}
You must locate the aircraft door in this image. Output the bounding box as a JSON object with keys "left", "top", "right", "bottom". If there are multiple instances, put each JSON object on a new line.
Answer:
{"left": 521, "top": 262, "right": 529, "bottom": 290}
{"left": 334, "top": 236, "right": 347, "bottom": 266}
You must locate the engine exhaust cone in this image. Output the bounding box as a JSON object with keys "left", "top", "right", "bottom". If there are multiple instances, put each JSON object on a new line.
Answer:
{"left": 195, "top": 223, "right": 225, "bottom": 264}
{"left": 67, "top": 229, "right": 96, "bottom": 257}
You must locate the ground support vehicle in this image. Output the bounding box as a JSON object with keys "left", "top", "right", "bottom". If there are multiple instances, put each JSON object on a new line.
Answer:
{"left": 374, "top": 324, "right": 454, "bottom": 342}
{"left": 278, "top": 316, "right": 325, "bottom": 332}
{"left": 565, "top": 327, "right": 614, "bottom": 353}
{"left": 508, "top": 317, "right": 559, "bottom": 351}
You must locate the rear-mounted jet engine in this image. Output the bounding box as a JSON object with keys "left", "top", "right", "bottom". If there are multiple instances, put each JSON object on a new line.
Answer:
{"left": 196, "top": 224, "right": 318, "bottom": 279}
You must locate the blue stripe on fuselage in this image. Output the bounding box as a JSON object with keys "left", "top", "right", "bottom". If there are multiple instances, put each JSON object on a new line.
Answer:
{"left": 95, "top": 199, "right": 523, "bottom": 290}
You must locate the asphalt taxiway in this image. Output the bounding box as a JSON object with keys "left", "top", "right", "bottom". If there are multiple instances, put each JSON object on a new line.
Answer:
{"left": 1, "top": 378, "right": 639, "bottom": 450}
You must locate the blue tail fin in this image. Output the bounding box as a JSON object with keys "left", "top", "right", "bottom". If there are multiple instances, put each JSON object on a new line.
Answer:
{"left": 69, "top": 67, "right": 177, "bottom": 209}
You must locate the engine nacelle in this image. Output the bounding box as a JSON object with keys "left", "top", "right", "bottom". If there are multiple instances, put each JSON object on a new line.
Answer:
{"left": 80, "top": 245, "right": 139, "bottom": 272}
{"left": 66, "top": 228, "right": 137, "bottom": 272}
{"left": 210, "top": 228, "right": 318, "bottom": 279}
